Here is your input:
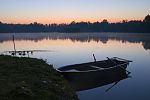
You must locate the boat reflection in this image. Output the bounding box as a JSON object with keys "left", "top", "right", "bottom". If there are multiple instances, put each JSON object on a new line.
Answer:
{"left": 65, "top": 69, "right": 130, "bottom": 92}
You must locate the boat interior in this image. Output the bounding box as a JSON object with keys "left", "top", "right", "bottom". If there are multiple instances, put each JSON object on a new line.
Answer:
{"left": 58, "top": 59, "right": 127, "bottom": 72}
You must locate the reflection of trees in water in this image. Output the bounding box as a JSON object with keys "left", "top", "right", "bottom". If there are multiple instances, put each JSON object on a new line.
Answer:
{"left": 0, "top": 33, "right": 150, "bottom": 50}
{"left": 142, "top": 42, "right": 150, "bottom": 50}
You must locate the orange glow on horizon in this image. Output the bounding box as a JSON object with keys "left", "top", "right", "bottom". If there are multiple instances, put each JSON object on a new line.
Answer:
{"left": 1, "top": 17, "right": 143, "bottom": 24}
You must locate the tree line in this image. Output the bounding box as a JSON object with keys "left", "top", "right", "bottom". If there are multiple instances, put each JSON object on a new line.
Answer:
{"left": 0, "top": 15, "right": 150, "bottom": 33}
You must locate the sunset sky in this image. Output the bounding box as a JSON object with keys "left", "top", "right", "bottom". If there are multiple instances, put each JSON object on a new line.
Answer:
{"left": 0, "top": 0, "right": 150, "bottom": 24}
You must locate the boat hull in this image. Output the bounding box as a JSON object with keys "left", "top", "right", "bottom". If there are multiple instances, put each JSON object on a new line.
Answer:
{"left": 59, "top": 64, "right": 127, "bottom": 82}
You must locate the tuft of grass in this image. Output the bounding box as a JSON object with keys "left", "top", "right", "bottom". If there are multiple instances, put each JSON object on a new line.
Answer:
{"left": 0, "top": 55, "right": 78, "bottom": 100}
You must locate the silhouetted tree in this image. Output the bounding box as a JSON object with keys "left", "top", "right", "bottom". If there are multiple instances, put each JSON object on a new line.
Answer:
{"left": 102, "top": 19, "right": 109, "bottom": 24}
{"left": 143, "top": 14, "right": 150, "bottom": 23}
{"left": 122, "top": 20, "right": 128, "bottom": 23}
{"left": 70, "top": 21, "right": 76, "bottom": 25}
{"left": 33, "top": 22, "right": 38, "bottom": 25}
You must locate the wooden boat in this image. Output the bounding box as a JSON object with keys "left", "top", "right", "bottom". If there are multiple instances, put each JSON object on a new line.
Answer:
{"left": 57, "top": 57, "right": 132, "bottom": 82}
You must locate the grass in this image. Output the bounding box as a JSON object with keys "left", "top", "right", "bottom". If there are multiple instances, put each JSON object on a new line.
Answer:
{"left": 0, "top": 55, "right": 77, "bottom": 100}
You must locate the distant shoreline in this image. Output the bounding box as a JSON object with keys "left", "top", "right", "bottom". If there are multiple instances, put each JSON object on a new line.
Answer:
{"left": 0, "top": 15, "right": 150, "bottom": 33}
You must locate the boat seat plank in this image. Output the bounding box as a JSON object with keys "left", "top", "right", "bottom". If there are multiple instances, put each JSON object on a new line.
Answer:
{"left": 90, "top": 66, "right": 105, "bottom": 70}
{"left": 65, "top": 69, "right": 80, "bottom": 72}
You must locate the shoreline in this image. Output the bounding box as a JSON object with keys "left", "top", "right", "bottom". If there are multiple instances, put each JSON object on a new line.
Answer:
{"left": 0, "top": 55, "right": 78, "bottom": 100}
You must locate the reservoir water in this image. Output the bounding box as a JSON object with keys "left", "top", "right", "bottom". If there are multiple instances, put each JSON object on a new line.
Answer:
{"left": 0, "top": 33, "right": 150, "bottom": 100}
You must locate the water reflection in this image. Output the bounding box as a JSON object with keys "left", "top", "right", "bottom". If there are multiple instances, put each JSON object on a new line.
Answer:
{"left": 0, "top": 33, "right": 150, "bottom": 50}
{"left": 65, "top": 68, "right": 130, "bottom": 92}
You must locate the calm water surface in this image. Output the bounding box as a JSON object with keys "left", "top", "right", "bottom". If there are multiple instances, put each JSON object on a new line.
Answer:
{"left": 0, "top": 33, "right": 150, "bottom": 100}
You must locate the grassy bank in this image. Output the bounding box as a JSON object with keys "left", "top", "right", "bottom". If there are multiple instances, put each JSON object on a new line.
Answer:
{"left": 0, "top": 55, "right": 77, "bottom": 100}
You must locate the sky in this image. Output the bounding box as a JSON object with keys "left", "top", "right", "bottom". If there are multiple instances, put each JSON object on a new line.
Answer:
{"left": 0, "top": 0, "right": 150, "bottom": 24}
